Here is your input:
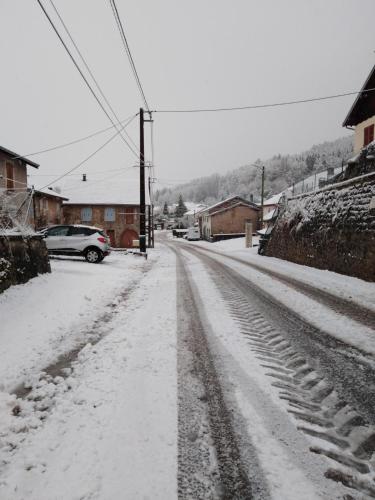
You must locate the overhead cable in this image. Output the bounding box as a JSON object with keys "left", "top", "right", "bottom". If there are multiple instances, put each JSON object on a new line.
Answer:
{"left": 48, "top": 0, "right": 139, "bottom": 155}
{"left": 36, "top": 0, "right": 138, "bottom": 158}
{"left": 11, "top": 113, "right": 137, "bottom": 160}
{"left": 109, "top": 0, "right": 150, "bottom": 113}
{"left": 151, "top": 87, "right": 375, "bottom": 114}
{"left": 40, "top": 116, "right": 135, "bottom": 190}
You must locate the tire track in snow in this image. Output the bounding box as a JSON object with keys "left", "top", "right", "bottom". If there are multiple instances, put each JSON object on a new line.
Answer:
{"left": 180, "top": 244, "right": 375, "bottom": 498}
{"left": 180, "top": 243, "right": 375, "bottom": 331}
{"left": 174, "top": 246, "right": 269, "bottom": 499}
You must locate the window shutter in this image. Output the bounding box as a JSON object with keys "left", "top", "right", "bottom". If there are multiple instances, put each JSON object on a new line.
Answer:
{"left": 81, "top": 207, "right": 92, "bottom": 221}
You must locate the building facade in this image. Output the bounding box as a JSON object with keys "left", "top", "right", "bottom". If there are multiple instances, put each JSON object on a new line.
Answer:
{"left": 32, "top": 188, "right": 68, "bottom": 230}
{"left": 198, "top": 196, "right": 259, "bottom": 241}
{"left": 0, "top": 146, "right": 39, "bottom": 227}
{"left": 62, "top": 203, "right": 141, "bottom": 248}
{"left": 343, "top": 64, "right": 375, "bottom": 154}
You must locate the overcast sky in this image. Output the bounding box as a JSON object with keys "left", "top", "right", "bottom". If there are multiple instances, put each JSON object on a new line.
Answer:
{"left": 1, "top": 0, "right": 374, "bottom": 193}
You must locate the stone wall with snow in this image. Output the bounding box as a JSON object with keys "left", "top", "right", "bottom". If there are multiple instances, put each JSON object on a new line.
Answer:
{"left": 265, "top": 173, "right": 375, "bottom": 281}
{"left": 0, "top": 235, "right": 50, "bottom": 293}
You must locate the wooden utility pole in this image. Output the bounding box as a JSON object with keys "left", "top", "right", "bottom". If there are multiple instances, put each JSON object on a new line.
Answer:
{"left": 139, "top": 108, "right": 146, "bottom": 253}
{"left": 260, "top": 165, "right": 265, "bottom": 228}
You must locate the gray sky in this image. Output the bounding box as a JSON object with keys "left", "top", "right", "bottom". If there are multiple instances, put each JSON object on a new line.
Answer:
{"left": 1, "top": 0, "right": 374, "bottom": 192}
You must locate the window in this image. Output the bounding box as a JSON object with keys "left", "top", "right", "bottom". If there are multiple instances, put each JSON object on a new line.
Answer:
{"left": 47, "top": 226, "right": 70, "bottom": 237}
{"left": 125, "top": 207, "right": 134, "bottom": 224}
{"left": 364, "top": 124, "right": 374, "bottom": 147}
{"left": 104, "top": 207, "right": 116, "bottom": 222}
{"left": 6, "top": 162, "right": 14, "bottom": 190}
{"left": 81, "top": 207, "right": 92, "bottom": 221}
{"left": 69, "top": 226, "right": 93, "bottom": 236}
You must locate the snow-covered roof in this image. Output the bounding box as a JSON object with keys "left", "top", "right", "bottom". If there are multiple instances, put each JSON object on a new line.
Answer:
{"left": 32, "top": 186, "right": 69, "bottom": 201}
{"left": 263, "top": 208, "right": 276, "bottom": 221}
{"left": 210, "top": 201, "right": 259, "bottom": 217}
{"left": 55, "top": 172, "right": 150, "bottom": 206}
{"left": 263, "top": 193, "right": 283, "bottom": 206}
{"left": 200, "top": 196, "right": 258, "bottom": 214}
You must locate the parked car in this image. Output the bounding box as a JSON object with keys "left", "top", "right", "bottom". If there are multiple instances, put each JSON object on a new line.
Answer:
{"left": 186, "top": 226, "right": 200, "bottom": 241}
{"left": 41, "top": 224, "right": 110, "bottom": 263}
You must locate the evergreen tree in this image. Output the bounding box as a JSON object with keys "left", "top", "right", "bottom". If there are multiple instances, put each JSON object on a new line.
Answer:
{"left": 175, "top": 194, "right": 187, "bottom": 218}
{"left": 163, "top": 202, "right": 169, "bottom": 216}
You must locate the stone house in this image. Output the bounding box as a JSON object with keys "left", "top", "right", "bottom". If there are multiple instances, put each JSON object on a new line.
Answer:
{"left": 0, "top": 145, "right": 39, "bottom": 226}
{"left": 343, "top": 63, "right": 375, "bottom": 154}
{"left": 61, "top": 175, "right": 149, "bottom": 248}
{"left": 198, "top": 196, "right": 260, "bottom": 241}
{"left": 31, "top": 187, "right": 69, "bottom": 230}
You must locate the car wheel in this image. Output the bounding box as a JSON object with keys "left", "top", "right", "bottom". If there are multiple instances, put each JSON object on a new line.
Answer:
{"left": 85, "top": 248, "right": 102, "bottom": 263}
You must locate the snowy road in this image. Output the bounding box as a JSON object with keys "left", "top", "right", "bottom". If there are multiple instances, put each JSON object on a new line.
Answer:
{"left": 0, "top": 234, "right": 375, "bottom": 499}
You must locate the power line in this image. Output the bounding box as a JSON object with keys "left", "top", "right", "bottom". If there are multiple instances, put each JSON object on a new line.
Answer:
{"left": 109, "top": 0, "right": 150, "bottom": 113}
{"left": 48, "top": 0, "right": 139, "bottom": 156}
{"left": 39, "top": 115, "right": 136, "bottom": 190}
{"left": 151, "top": 87, "right": 375, "bottom": 114}
{"left": 36, "top": 0, "right": 138, "bottom": 158}
{"left": 11, "top": 113, "right": 137, "bottom": 160}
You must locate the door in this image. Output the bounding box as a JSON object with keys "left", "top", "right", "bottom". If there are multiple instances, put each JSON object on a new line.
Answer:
{"left": 121, "top": 229, "right": 138, "bottom": 248}
{"left": 44, "top": 226, "right": 70, "bottom": 250}
{"left": 106, "top": 230, "right": 116, "bottom": 247}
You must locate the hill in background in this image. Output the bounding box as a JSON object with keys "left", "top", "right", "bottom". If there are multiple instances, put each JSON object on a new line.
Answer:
{"left": 155, "top": 135, "right": 354, "bottom": 207}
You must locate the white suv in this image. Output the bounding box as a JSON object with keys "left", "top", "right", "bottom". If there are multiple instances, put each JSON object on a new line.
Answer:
{"left": 43, "top": 224, "right": 110, "bottom": 263}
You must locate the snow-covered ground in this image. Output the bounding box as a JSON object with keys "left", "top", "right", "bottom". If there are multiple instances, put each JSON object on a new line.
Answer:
{"left": 0, "top": 247, "right": 178, "bottom": 499}
{"left": 186, "top": 236, "right": 375, "bottom": 313}
{"left": 0, "top": 252, "right": 149, "bottom": 393}
{"left": 1, "top": 235, "right": 374, "bottom": 499}
{"left": 178, "top": 236, "right": 375, "bottom": 357}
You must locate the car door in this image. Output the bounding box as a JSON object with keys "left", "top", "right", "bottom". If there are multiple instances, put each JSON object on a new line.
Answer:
{"left": 67, "top": 226, "right": 93, "bottom": 252}
{"left": 44, "top": 226, "right": 70, "bottom": 250}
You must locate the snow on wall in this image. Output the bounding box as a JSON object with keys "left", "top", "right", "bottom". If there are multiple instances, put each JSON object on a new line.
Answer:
{"left": 265, "top": 173, "right": 375, "bottom": 281}
{"left": 0, "top": 235, "right": 50, "bottom": 293}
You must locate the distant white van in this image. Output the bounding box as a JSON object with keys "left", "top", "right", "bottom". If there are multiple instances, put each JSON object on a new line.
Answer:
{"left": 186, "top": 226, "right": 200, "bottom": 241}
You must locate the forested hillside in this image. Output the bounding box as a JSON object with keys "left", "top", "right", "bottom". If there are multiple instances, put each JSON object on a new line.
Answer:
{"left": 155, "top": 135, "right": 354, "bottom": 206}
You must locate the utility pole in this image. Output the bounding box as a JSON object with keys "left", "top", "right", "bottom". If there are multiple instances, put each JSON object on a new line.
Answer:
{"left": 139, "top": 108, "right": 146, "bottom": 253}
{"left": 261, "top": 165, "right": 265, "bottom": 228}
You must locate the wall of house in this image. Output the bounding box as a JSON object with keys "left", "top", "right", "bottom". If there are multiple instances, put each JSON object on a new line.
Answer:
{"left": 0, "top": 154, "right": 31, "bottom": 226}
{"left": 265, "top": 173, "right": 375, "bottom": 281}
{"left": 354, "top": 116, "right": 375, "bottom": 153}
{"left": 211, "top": 205, "right": 259, "bottom": 236}
{"left": 62, "top": 204, "right": 140, "bottom": 248}
{"left": 33, "top": 195, "right": 63, "bottom": 229}
{"left": 0, "top": 235, "right": 51, "bottom": 293}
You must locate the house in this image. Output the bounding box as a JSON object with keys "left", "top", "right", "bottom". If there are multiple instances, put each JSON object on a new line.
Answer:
{"left": 343, "top": 64, "right": 375, "bottom": 154}
{"left": 31, "top": 187, "right": 69, "bottom": 230}
{"left": 261, "top": 193, "right": 282, "bottom": 226}
{"left": 198, "top": 196, "right": 260, "bottom": 241}
{"left": 0, "top": 146, "right": 39, "bottom": 226}
{"left": 61, "top": 174, "right": 150, "bottom": 248}
{"left": 182, "top": 204, "right": 207, "bottom": 227}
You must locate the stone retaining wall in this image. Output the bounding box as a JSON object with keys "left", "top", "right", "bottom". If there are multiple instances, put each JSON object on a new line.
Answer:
{"left": 0, "top": 235, "right": 51, "bottom": 293}
{"left": 265, "top": 173, "right": 375, "bottom": 282}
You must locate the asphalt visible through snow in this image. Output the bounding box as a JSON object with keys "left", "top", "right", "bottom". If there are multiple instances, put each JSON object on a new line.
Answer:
{"left": 170, "top": 237, "right": 375, "bottom": 499}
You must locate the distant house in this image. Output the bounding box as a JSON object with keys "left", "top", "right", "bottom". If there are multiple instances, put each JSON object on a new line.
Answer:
{"left": 182, "top": 204, "right": 207, "bottom": 227}
{"left": 31, "top": 187, "right": 68, "bottom": 230}
{"left": 198, "top": 196, "right": 259, "bottom": 241}
{"left": 0, "top": 146, "right": 39, "bottom": 226}
{"left": 261, "top": 193, "right": 282, "bottom": 226}
{"left": 343, "top": 64, "right": 375, "bottom": 154}
{"left": 61, "top": 174, "right": 149, "bottom": 248}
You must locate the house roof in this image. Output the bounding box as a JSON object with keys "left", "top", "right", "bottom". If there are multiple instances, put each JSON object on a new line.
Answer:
{"left": 32, "top": 186, "right": 69, "bottom": 201}
{"left": 199, "top": 195, "right": 259, "bottom": 215}
{"left": 58, "top": 171, "right": 150, "bottom": 206}
{"left": 343, "top": 64, "right": 375, "bottom": 127}
{"left": 210, "top": 201, "right": 260, "bottom": 217}
{"left": 0, "top": 146, "right": 39, "bottom": 168}
{"left": 262, "top": 193, "right": 283, "bottom": 206}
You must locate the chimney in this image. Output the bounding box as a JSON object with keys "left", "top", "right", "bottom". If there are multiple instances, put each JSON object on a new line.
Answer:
{"left": 82, "top": 174, "right": 87, "bottom": 182}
